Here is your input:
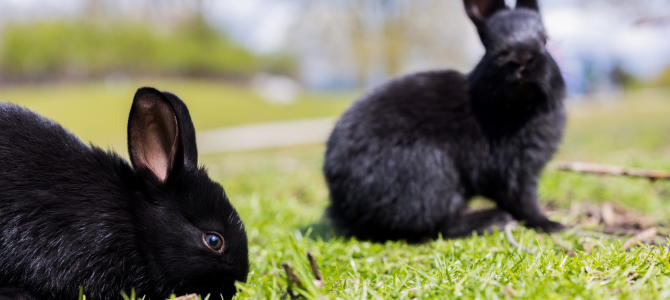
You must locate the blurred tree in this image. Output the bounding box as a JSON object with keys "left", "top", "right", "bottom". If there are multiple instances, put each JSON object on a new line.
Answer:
{"left": 0, "top": 0, "right": 300, "bottom": 82}
{"left": 294, "top": 0, "right": 475, "bottom": 89}
{"left": 656, "top": 67, "right": 670, "bottom": 87}
{"left": 0, "top": 20, "right": 261, "bottom": 81}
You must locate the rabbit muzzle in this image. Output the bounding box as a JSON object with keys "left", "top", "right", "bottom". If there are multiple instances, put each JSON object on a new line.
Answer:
{"left": 511, "top": 52, "right": 534, "bottom": 81}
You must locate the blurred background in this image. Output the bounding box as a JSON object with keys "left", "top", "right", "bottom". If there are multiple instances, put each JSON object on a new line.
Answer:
{"left": 1, "top": 0, "right": 670, "bottom": 223}
{"left": 2, "top": 0, "right": 670, "bottom": 91}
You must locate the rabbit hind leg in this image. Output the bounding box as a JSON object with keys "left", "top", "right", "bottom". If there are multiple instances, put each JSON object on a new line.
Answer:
{"left": 439, "top": 209, "right": 513, "bottom": 239}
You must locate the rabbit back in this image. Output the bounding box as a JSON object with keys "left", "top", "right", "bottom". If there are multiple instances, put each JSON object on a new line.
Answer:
{"left": 0, "top": 103, "right": 145, "bottom": 299}
{"left": 324, "top": 0, "right": 568, "bottom": 242}
{"left": 324, "top": 70, "right": 484, "bottom": 241}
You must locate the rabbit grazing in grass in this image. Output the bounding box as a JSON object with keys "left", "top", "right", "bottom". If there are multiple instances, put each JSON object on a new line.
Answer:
{"left": 324, "top": 0, "right": 566, "bottom": 242}
{"left": 0, "top": 88, "right": 248, "bottom": 300}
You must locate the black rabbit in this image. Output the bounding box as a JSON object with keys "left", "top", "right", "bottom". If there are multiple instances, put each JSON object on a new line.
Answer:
{"left": 324, "top": 0, "right": 566, "bottom": 242}
{"left": 0, "top": 88, "right": 248, "bottom": 299}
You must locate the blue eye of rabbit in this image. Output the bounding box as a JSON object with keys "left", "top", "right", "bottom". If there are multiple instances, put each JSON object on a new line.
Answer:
{"left": 202, "top": 232, "right": 224, "bottom": 252}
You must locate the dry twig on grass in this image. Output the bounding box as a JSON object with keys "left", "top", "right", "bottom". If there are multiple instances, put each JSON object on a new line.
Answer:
{"left": 601, "top": 203, "right": 616, "bottom": 227}
{"left": 550, "top": 233, "right": 575, "bottom": 256}
{"left": 281, "top": 262, "right": 302, "bottom": 299}
{"left": 282, "top": 252, "right": 325, "bottom": 298}
{"left": 557, "top": 161, "right": 670, "bottom": 181}
{"left": 574, "top": 230, "right": 618, "bottom": 240}
{"left": 504, "top": 222, "right": 536, "bottom": 255}
{"left": 622, "top": 227, "right": 658, "bottom": 250}
{"left": 307, "top": 251, "right": 324, "bottom": 289}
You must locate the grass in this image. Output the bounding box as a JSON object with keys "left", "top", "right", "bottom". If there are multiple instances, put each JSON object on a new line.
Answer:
{"left": 208, "top": 146, "right": 670, "bottom": 299}
{"left": 0, "top": 79, "right": 353, "bottom": 148}
{"left": 199, "top": 87, "right": 670, "bottom": 299}
{"left": 5, "top": 82, "right": 670, "bottom": 299}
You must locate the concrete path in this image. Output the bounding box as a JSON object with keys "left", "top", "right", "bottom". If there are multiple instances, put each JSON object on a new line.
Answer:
{"left": 196, "top": 117, "right": 336, "bottom": 154}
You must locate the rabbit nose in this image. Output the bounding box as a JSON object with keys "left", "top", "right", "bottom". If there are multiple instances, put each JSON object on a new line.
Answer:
{"left": 511, "top": 53, "right": 533, "bottom": 67}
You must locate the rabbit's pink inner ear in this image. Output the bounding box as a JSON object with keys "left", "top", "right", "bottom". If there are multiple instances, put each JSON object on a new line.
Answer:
{"left": 129, "top": 95, "right": 179, "bottom": 182}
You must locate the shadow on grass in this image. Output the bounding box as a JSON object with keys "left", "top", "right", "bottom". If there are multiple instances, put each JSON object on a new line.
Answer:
{"left": 299, "top": 218, "right": 337, "bottom": 242}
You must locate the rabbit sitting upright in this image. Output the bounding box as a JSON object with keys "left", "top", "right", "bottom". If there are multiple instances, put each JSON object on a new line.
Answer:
{"left": 0, "top": 88, "right": 248, "bottom": 300}
{"left": 324, "top": 0, "right": 566, "bottom": 242}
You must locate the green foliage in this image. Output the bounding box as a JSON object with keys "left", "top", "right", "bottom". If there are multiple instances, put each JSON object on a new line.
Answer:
{"left": 0, "top": 79, "right": 354, "bottom": 147}
{"left": 536, "top": 87, "right": 670, "bottom": 219}
{"left": 204, "top": 140, "right": 670, "bottom": 299}
{"left": 0, "top": 20, "right": 261, "bottom": 79}
{"left": 200, "top": 88, "right": 670, "bottom": 299}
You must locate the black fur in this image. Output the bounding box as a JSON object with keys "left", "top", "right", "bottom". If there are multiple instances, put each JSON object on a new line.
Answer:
{"left": 0, "top": 88, "right": 248, "bottom": 299}
{"left": 324, "top": 0, "right": 566, "bottom": 242}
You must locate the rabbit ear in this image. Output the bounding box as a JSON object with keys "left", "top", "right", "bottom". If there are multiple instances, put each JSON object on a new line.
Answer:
{"left": 128, "top": 87, "right": 180, "bottom": 183}
{"left": 516, "top": 0, "right": 539, "bottom": 11}
{"left": 463, "top": 0, "right": 507, "bottom": 25}
{"left": 160, "top": 91, "right": 198, "bottom": 168}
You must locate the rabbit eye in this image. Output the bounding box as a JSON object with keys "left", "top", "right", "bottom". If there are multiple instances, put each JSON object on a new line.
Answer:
{"left": 202, "top": 232, "right": 224, "bottom": 252}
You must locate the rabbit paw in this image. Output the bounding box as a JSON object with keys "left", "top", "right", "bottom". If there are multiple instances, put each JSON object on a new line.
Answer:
{"left": 528, "top": 219, "right": 565, "bottom": 233}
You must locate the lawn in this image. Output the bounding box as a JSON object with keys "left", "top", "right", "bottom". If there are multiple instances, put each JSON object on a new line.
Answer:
{"left": 4, "top": 81, "right": 670, "bottom": 299}
{"left": 0, "top": 79, "right": 353, "bottom": 149}
{"left": 203, "top": 87, "right": 670, "bottom": 299}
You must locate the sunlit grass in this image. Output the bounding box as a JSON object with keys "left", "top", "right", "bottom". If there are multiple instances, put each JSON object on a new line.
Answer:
{"left": 206, "top": 140, "right": 670, "bottom": 299}
{"left": 5, "top": 82, "right": 670, "bottom": 299}
{"left": 203, "top": 87, "right": 670, "bottom": 299}
{"left": 561, "top": 88, "right": 670, "bottom": 158}
{"left": 0, "top": 79, "right": 353, "bottom": 149}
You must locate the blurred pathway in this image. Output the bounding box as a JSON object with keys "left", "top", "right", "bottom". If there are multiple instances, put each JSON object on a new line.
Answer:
{"left": 196, "top": 117, "right": 336, "bottom": 154}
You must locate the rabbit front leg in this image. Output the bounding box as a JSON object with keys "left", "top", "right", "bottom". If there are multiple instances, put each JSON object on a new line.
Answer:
{"left": 491, "top": 180, "right": 564, "bottom": 233}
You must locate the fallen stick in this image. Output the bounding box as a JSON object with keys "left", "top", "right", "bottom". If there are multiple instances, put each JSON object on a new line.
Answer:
{"left": 574, "top": 230, "right": 618, "bottom": 240}
{"left": 556, "top": 161, "right": 670, "bottom": 180}
{"left": 623, "top": 227, "right": 658, "bottom": 250}
{"left": 282, "top": 262, "right": 303, "bottom": 299}
{"left": 282, "top": 252, "right": 326, "bottom": 298}
{"left": 550, "top": 234, "right": 569, "bottom": 247}
{"left": 504, "top": 222, "right": 536, "bottom": 256}
{"left": 307, "top": 251, "right": 324, "bottom": 289}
